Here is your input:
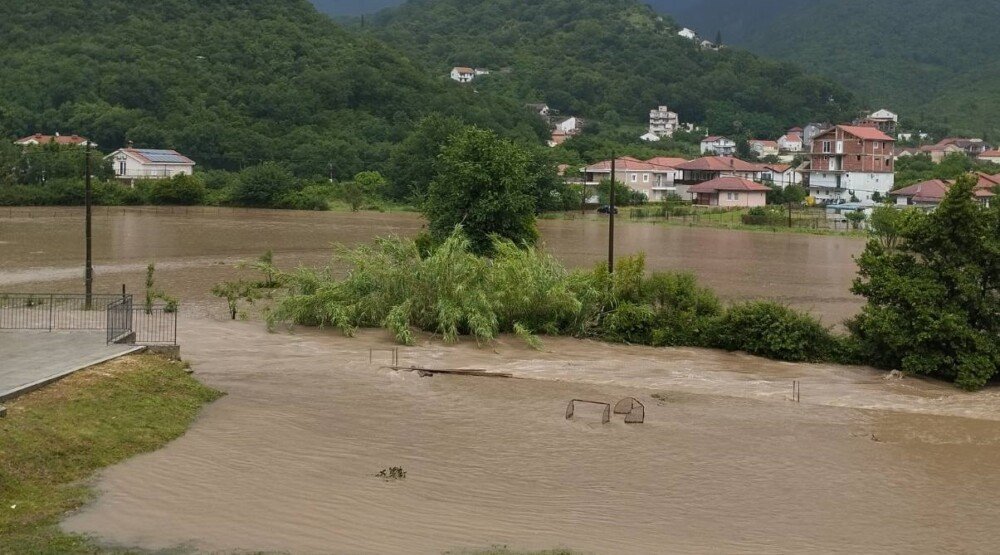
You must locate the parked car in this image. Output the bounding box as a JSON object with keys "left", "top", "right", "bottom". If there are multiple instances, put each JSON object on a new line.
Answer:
{"left": 596, "top": 205, "right": 619, "bottom": 214}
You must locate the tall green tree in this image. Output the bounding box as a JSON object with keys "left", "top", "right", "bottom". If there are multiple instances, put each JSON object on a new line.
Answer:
{"left": 233, "top": 162, "right": 298, "bottom": 207}
{"left": 385, "top": 115, "right": 463, "bottom": 201}
{"left": 424, "top": 127, "right": 538, "bottom": 255}
{"left": 848, "top": 175, "right": 1000, "bottom": 389}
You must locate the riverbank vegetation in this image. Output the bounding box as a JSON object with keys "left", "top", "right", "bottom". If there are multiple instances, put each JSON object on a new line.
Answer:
{"left": 0, "top": 354, "right": 223, "bottom": 553}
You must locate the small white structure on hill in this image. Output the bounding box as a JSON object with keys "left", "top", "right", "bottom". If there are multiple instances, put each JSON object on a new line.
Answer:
{"left": 678, "top": 28, "right": 697, "bottom": 40}
{"left": 105, "top": 148, "right": 195, "bottom": 181}
{"left": 15, "top": 133, "right": 93, "bottom": 148}
{"left": 700, "top": 136, "right": 736, "bottom": 156}
{"left": 450, "top": 67, "right": 475, "bottom": 83}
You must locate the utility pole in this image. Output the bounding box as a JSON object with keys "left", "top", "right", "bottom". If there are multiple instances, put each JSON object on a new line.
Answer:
{"left": 608, "top": 152, "right": 616, "bottom": 274}
{"left": 84, "top": 140, "right": 93, "bottom": 309}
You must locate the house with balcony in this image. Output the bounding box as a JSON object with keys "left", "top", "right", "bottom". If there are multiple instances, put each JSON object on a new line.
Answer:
{"left": 450, "top": 67, "right": 475, "bottom": 83}
{"left": 807, "top": 125, "right": 895, "bottom": 203}
{"left": 700, "top": 136, "right": 736, "bottom": 156}
{"left": 648, "top": 105, "right": 680, "bottom": 139}
{"left": 856, "top": 109, "right": 899, "bottom": 135}
{"left": 582, "top": 156, "right": 689, "bottom": 201}
{"left": 105, "top": 148, "right": 195, "bottom": 182}
{"left": 674, "top": 156, "right": 761, "bottom": 186}
{"left": 756, "top": 163, "right": 801, "bottom": 188}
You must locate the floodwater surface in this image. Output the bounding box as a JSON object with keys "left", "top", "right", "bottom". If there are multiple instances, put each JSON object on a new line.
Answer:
{"left": 0, "top": 206, "right": 864, "bottom": 324}
{"left": 61, "top": 320, "right": 1000, "bottom": 554}
{"left": 5, "top": 207, "right": 999, "bottom": 553}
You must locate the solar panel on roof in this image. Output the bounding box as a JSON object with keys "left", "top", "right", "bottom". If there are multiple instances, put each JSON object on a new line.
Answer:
{"left": 135, "top": 149, "right": 190, "bottom": 163}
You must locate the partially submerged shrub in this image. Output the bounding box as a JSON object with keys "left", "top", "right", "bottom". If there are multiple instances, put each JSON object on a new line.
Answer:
{"left": 712, "top": 301, "right": 836, "bottom": 362}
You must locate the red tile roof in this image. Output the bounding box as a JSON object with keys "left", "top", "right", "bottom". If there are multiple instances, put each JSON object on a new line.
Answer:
{"left": 835, "top": 125, "right": 894, "bottom": 142}
{"left": 750, "top": 140, "right": 779, "bottom": 148}
{"left": 781, "top": 133, "right": 802, "bottom": 143}
{"left": 702, "top": 135, "right": 728, "bottom": 142}
{"left": 16, "top": 133, "right": 90, "bottom": 146}
{"left": 979, "top": 150, "right": 1000, "bottom": 158}
{"left": 585, "top": 156, "right": 685, "bottom": 172}
{"left": 674, "top": 156, "right": 760, "bottom": 172}
{"left": 644, "top": 156, "right": 689, "bottom": 168}
{"left": 757, "top": 163, "right": 792, "bottom": 173}
{"left": 452, "top": 66, "right": 474, "bottom": 73}
{"left": 689, "top": 176, "right": 770, "bottom": 193}
{"left": 891, "top": 180, "right": 951, "bottom": 202}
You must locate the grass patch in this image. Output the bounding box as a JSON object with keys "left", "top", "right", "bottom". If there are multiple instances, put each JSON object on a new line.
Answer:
{"left": 0, "top": 354, "right": 223, "bottom": 553}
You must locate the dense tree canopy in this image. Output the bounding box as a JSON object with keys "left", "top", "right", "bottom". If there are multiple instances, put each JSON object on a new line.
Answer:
{"left": 0, "top": 0, "right": 546, "bottom": 177}
{"left": 849, "top": 176, "right": 1000, "bottom": 389}
{"left": 425, "top": 127, "right": 539, "bottom": 254}
{"left": 371, "top": 0, "right": 858, "bottom": 139}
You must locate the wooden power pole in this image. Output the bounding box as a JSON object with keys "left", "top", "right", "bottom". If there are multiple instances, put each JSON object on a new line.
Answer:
{"left": 608, "top": 152, "right": 616, "bottom": 274}
{"left": 84, "top": 140, "right": 93, "bottom": 309}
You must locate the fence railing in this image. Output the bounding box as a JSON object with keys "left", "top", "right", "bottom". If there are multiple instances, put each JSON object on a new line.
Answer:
{"left": 0, "top": 293, "right": 130, "bottom": 331}
{"left": 0, "top": 292, "right": 177, "bottom": 346}
{"left": 106, "top": 296, "right": 134, "bottom": 344}
{"left": 131, "top": 305, "right": 178, "bottom": 345}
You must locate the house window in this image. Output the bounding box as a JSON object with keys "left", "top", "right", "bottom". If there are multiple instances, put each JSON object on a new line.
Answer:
{"left": 822, "top": 141, "right": 832, "bottom": 153}
{"left": 643, "top": 174, "right": 650, "bottom": 183}
{"left": 631, "top": 174, "right": 637, "bottom": 182}
{"left": 118, "top": 160, "right": 126, "bottom": 175}
{"left": 726, "top": 192, "right": 739, "bottom": 201}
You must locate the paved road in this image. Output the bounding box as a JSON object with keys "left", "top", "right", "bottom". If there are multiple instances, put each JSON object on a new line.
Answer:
{"left": 0, "top": 331, "right": 140, "bottom": 400}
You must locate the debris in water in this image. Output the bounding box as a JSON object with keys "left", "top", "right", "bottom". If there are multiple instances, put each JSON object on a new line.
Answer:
{"left": 883, "top": 370, "right": 904, "bottom": 381}
{"left": 376, "top": 467, "right": 407, "bottom": 481}
{"left": 566, "top": 399, "right": 611, "bottom": 424}
{"left": 614, "top": 397, "right": 645, "bottom": 424}
{"left": 385, "top": 366, "right": 514, "bottom": 379}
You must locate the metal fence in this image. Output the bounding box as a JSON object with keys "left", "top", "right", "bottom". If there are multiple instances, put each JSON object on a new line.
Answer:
{"left": 0, "top": 293, "right": 129, "bottom": 331}
{"left": 130, "top": 305, "right": 178, "bottom": 345}
{"left": 0, "top": 292, "right": 177, "bottom": 346}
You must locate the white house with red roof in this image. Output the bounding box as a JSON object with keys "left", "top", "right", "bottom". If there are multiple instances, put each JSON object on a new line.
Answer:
{"left": 450, "top": 67, "right": 475, "bottom": 83}
{"left": 808, "top": 125, "right": 895, "bottom": 203}
{"left": 689, "top": 176, "right": 769, "bottom": 207}
{"left": 700, "top": 136, "right": 736, "bottom": 155}
{"left": 977, "top": 150, "right": 1000, "bottom": 164}
{"left": 105, "top": 148, "right": 195, "bottom": 181}
{"left": 15, "top": 133, "right": 93, "bottom": 148}
{"left": 777, "top": 132, "right": 803, "bottom": 152}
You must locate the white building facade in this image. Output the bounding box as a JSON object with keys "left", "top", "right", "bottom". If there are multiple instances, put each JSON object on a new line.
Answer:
{"left": 648, "top": 105, "right": 680, "bottom": 138}
{"left": 106, "top": 148, "right": 195, "bottom": 181}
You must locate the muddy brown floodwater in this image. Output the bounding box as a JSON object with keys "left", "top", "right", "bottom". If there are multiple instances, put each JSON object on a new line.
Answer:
{"left": 4, "top": 207, "right": 1000, "bottom": 553}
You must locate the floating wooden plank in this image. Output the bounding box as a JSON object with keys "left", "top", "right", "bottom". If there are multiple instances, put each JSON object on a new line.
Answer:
{"left": 384, "top": 366, "right": 514, "bottom": 379}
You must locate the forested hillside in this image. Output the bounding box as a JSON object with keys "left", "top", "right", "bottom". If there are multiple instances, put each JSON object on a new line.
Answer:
{"left": 662, "top": 0, "right": 1000, "bottom": 139}
{"left": 310, "top": 0, "right": 401, "bottom": 16}
{"left": 0, "top": 0, "right": 545, "bottom": 176}
{"left": 370, "top": 0, "right": 858, "bottom": 138}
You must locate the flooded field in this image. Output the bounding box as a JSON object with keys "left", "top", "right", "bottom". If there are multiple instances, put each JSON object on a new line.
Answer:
{"left": 0, "top": 206, "right": 864, "bottom": 324}
{"left": 62, "top": 320, "right": 1000, "bottom": 553}
{"left": 5, "top": 207, "right": 999, "bottom": 553}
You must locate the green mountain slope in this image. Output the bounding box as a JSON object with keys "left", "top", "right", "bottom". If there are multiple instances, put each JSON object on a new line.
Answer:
{"left": 0, "top": 0, "right": 544, "bottom": 175}
{"left": 371, "top": 0, "right": 859, "bottom": 138}
{"left": 663, "top": 0, "right": 1000, "bottom": 138}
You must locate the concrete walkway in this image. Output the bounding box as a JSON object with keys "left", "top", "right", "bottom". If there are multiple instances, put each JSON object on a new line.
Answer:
{"left": 0, "top": 331, "right": 142, "bottom": 401}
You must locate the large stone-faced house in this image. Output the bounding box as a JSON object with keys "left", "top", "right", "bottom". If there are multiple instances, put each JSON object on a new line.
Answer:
{"left": 807, "top": 125, "right": 895, "bottom": 203}
{"left": 700, "top": 136, "right": 736, "bottom": 156}
{"left": 689, "top": 176, "right": 769, "bottom": 207}
{"left": 105, "top": 148, "right": 195, "bottom": 182}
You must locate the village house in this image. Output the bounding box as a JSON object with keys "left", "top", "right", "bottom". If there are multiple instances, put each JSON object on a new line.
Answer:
{"left": 582, "top": 156, "right": 689, "bottom": 201}
{"left": 891, "top": 176, "right": 996, "bottom": 209}
{"left": 749, "top": 139, "right": 779, "bottom": 158}
{"left": 548, "top": 116, "right": 584, "bottom": 147}
{"left": 777, "top": 132, "right": 803, "bottom": 152}
{"left": 932, "top": 137, "right": 991, "bottom": 156}
{"left": 648, "top": 105, "right": 680, "bottom": 139}
{"left": 856, "top": 109, "right": 898, "bottom": 135}
{"left": 807, "top": 125, "right": 895, "bottom": 203}
{"left": 757, "top": 163, "right": 800, "bottom": 188}
{"left": 700, "top": 136, "right": 736, "bottom": 156}
{"left": 678, "top": 28, "right": 697, "bottom": 40}
{"left": 802, "top": 123, "right": 832, "bottom": 151}
{"left": 978, "top": 150, "right": 1000, "bottom": 164}
{"left": 105, "top": 147, "right": 195, "bottom": 182}
{"left": 15, "top": 133, "right": 93, "bottom": 148}
{"left": 450, "top": 67, "right": 475, "bottom": 83}
{"left": 525, "top": 103, "right": 550, "bottom": 119}
{"left": 674, "top": 156, "right": 762, "bottom": 187}
{"left": 689, "top": 176, "right": 769, "bottom": 207}
{"left": 913, "top": 142, "right": 964, "bottom": 162}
